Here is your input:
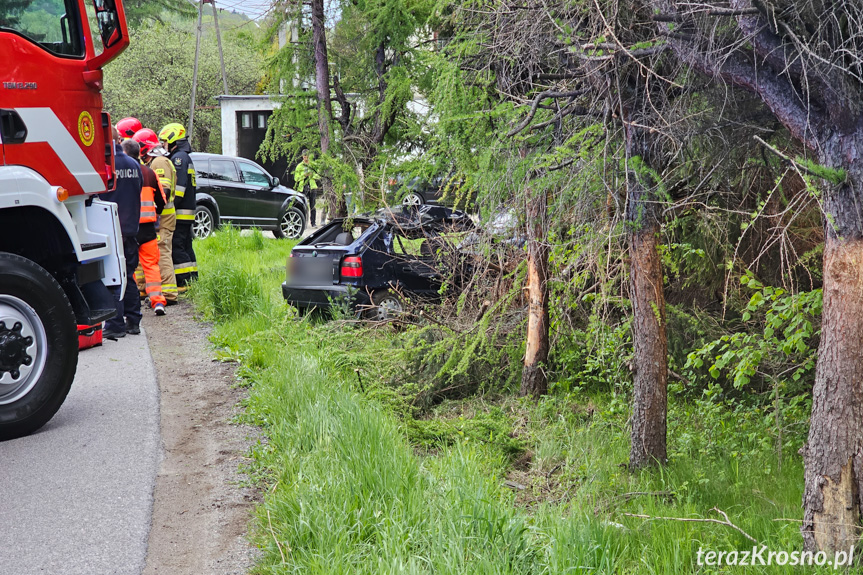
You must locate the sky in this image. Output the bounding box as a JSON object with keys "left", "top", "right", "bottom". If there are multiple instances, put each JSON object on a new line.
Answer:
{"left": 213, "top": 0, "right": 275, "bottom": 21}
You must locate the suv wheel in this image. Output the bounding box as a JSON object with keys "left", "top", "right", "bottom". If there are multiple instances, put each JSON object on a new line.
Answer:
{"left": 402, "top": 192, "right": 423, "bottom": 207}
{"left": 274, "top": 207, "right": 305, "bottom": 239}
{"left": 193, "top": 205, "right": 215, "bottom": 239}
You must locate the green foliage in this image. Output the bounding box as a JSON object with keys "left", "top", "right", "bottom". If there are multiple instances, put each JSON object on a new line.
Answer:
{"left": 121, "top": 0, "right": 196, "bottom": 26}
{"left": 103, "top": 19, "right": 263, "bottom": 152}
{"left": 551, "top": 315, "right": 632, "bottom": 393}
{"left": 659, "top": 243, "right": 707, "bottom": 287}
{"left": 796, "top": 156, "right": 847, "bottom": 185}
{"left": 260, "top": 0, "right": 435, "bottom": 208}
{"left": 188, "top": 227, "right": 288, "bottom": 322}
{"left": 407, "top": 405, "right": 526, "bottom": 460}
{"left": 684, "top": 273, "right": 821, "bottom": 394}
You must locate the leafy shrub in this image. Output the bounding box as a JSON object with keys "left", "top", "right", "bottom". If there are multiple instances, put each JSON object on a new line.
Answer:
{"left": 550, "top": 314, "right": 632, "bottom": 393}
{"left": 684, "top": 274, "right": 821, "bottom": 395}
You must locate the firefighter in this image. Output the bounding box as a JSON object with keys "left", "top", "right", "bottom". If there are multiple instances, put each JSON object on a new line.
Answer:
{"left": 102, "top": 127, "right": 142, "bottom": 340}
{"left": 158, "top": 123, "right": 198, "bottom": 288}
{"left": 133, "top": 128, "right": 178, "bottom": 305}
{"left": 116, "top": 117, "right": 143, "bottom": 140}
{"left": 121, "top": 138, "right": 167, "bottom": 318}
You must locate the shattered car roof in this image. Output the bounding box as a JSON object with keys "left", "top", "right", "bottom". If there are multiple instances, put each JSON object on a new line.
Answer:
{"left": 372, "top": 205, "right": 474, "bottom": 237}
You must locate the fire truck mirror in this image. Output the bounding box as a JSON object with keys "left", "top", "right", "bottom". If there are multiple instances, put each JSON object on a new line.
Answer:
{"left": 93, "top": 0, "right": 121, "bottom": 48}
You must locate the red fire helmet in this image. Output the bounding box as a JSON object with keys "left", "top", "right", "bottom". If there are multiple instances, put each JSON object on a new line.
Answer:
{"left": 132, "top": 128, "right": 159, "bottom": 157}
{"left": 116, "top": 117, "right": 143, "bottom": 138}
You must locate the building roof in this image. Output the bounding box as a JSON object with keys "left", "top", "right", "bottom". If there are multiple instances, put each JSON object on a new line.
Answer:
{"left": 215, "top": 95, "right": 276, "bottom": 101}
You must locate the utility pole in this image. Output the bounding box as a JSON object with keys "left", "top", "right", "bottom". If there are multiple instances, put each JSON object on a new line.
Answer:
{"left": 210, "top": 0, "right": 229, "bottom": 95}
{"left": 188, "top": 0, "right": 204, "bottom": 145}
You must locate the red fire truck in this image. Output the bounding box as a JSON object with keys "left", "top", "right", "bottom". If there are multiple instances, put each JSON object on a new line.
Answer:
{"left": 0, "top": 0, "right": 129, "bottom": 439}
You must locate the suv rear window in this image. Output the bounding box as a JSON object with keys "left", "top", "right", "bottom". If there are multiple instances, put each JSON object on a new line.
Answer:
{"left": 0, "top": 0, "right": 83, "bottom": 57}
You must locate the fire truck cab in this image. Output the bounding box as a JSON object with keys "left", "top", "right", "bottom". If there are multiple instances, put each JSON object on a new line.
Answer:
{"left": 0, "top": 0, "right": 129, "bottom": 439}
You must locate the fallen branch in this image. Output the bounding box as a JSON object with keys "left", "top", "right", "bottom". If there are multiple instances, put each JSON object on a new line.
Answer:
{"left": 623, "top": 507, "right": 758, "bottom": 543}
{"left": 595, "top": 490, "right": 675, "bottom": 514}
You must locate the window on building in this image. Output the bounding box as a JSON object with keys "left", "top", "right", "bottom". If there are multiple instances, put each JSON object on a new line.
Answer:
{"left": 241, "top": 113, "right": 252, "bottom": 129}
{"left": 258, "top": 114, "right": 268, "bottom": 129}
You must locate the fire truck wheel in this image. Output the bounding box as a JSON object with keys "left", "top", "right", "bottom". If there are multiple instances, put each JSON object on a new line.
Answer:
{"left": 0, "top": 253, "right": 77, "bottom": 440}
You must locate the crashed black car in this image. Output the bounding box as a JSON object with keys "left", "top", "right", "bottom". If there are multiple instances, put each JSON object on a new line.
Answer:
{"left": 282, "top": 205, "right": 473, "bottom": 319}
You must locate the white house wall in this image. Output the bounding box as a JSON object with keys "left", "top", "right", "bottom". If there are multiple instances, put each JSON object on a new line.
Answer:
{"left": 218, "top": 96, "right": 280, "bottom": 157}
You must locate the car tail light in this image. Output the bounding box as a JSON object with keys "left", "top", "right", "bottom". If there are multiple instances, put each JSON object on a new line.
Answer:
{"left": 341, "top": 256, "right": 363, "bottom": 278}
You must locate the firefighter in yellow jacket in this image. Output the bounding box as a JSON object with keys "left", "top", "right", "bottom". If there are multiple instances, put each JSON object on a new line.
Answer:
{"left": 134, "top": 128, "right": 179, "bottom": 304}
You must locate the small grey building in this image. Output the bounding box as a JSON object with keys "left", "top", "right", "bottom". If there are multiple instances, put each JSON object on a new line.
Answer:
{"left": 216, "top": 95, "right": 291, "bottom": 185}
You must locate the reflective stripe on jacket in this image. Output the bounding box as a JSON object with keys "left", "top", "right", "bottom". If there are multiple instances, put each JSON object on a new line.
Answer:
{"left": 139, "top": 164, "right": 165, "bottom": 224}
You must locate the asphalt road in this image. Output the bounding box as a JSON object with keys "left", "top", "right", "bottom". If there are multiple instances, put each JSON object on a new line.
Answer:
{"left": 0, "top": 329, "right": 160, "bottom": 575}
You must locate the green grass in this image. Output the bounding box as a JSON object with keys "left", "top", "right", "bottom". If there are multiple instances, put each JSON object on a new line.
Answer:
{"left": 189, "top": 227, "right": 857, "bottom": 574}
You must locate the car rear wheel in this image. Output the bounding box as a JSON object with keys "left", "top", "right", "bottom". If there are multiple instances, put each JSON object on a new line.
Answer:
{"left": 370, "top": 290, "right": 404, "bottom": 321}
{"left": 193, "top": 205, "right": 215, "bottom": 239}
{"left": 274, "top": 207, "right": 305, "bottom": 239}
{"left": 402, "top": 192, "right": 423, "bottom": 207}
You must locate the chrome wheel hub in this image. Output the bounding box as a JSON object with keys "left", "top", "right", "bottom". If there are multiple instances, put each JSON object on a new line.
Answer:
{"left": 281, "top": 211, "right": 304, "bottom": 238}
{"left": 0, "top": 295, "right": 48, "bottom": 405}
{"left": 193, "top": 210, "right": 213, "bottom": 239}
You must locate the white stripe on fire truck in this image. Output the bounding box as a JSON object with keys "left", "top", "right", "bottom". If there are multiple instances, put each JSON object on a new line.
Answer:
{"left": 14, "top": 108, "right": 104, "bottom": 194}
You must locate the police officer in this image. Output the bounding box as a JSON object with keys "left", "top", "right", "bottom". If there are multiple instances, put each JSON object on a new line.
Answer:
{"left": 121, "top": 138, "right": 167, "bottom": 318}
{"left": 102, "top": 126, "right": 142, "bottom": 339}
{"left": 158, "top": 123, "right": 198, "bottom": 288}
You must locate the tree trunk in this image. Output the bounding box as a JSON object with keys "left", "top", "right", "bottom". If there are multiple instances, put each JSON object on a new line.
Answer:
{"left": 802, "top": 154, "right": 863, "bottom": 552}
{"left": 310, "top": 0, "right": 331, "bottom": 154}
{"left": 520, "top": 185, "right": 549, "bottom": 397}
{"left": 628, "top": 221, "right": 668, "bottom": 467}
{"left": 625, "top": 130, "right": 668, "bottom": 469}
{"left": 310, "top": 0, "right": 335, "bottom": 220}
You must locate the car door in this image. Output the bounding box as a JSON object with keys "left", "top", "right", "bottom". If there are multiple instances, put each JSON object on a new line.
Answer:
{"left": 387, "top": 231, "right": 442, "bottom": 296}
{"left": 202, "top": 159, "right": 246, "bottom": 223}
{"left": 236, "top": 160, "right": 279, "bottom": 226}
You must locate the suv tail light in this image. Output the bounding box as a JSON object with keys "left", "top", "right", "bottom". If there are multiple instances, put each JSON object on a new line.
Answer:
{"left": 341, "top": 256, "right": 363, "bottom": 278}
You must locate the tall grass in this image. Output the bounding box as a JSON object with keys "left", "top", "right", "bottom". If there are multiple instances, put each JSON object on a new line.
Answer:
{"left": 191, "top": 228, "right": 848, "bottom": 575}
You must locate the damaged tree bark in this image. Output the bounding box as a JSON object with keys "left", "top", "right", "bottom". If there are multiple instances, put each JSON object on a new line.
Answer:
{"left": 802, "top": 159, "right": 863, "bottom": 552}
{"left": 521, "top": 185, "right": 550, "bottom": 397}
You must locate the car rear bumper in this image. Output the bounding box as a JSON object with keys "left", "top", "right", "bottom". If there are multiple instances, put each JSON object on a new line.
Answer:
{"left": 281, "top": 282, "right": 372, "bottom": 309}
